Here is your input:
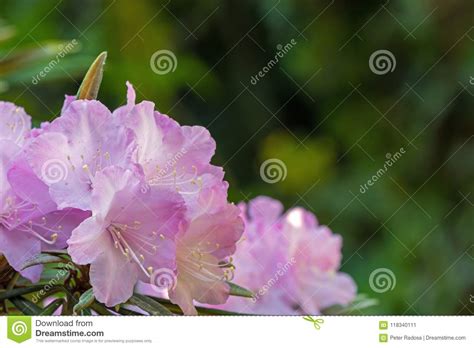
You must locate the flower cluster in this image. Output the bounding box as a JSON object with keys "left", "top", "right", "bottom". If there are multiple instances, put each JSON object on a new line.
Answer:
{"left": 217, "top": 196, "right": 357, "bottom": 314}
{"left": 0, "top": 83, "right": 356, "bottom": 315}
{"left": 0, "top": 83, "right": 243, "bottom": 314}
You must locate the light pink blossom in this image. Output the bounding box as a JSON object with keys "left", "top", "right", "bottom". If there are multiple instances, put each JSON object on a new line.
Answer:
{"left": 169, "top": 185, "right": 244, "bottom": 315}
{"left": 220, "top": 196, "right": 357, "bottom": 314}
{"left": 25, "top": 100, "right": 136, "bottom": 210}
{"left": 67, "top": 166, "right": 186, "bottom": 306}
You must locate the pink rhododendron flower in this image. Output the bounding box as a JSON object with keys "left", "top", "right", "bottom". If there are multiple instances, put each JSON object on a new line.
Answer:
{"left": 1, "top": 103, "right": 88, "bottom": 281}
{"left": 168, "top": 184, "right": 244, "bottom": 315}
{"left": 67, "top": 166, "right": 186, "bottom": 306}
{"left": 25, "top": 99, "right": 136, "bottom": 210}
{"left": 114, "top": 83, "right": 224, "bottom": 217}
{"left": 219, "top": 196, "right": 357, "bottom": 314}
{"left": 1, "top": 85, "right": 357, "bottom": 316}
{"left": 112, "top": 84, "right": 245, "bottom": 314}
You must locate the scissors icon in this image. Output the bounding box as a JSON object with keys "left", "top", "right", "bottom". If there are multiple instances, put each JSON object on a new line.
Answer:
{"left": 303, "top": 316, "right": 325, "bottom": 330}
{"left": 470, "top": 294, "right": 474, "bottom": 304}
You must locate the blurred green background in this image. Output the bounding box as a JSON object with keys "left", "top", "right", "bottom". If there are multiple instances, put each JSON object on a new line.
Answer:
{"left": 0, "top": 0, "right": 473, "bottom": 314}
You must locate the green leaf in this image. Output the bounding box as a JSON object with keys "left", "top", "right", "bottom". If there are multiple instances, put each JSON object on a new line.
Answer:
{"left": 41, "top": 299, "right": 64, "bottom": 315}
{"left": 76, "top": 51, "right": 107, "bottom": 100}
{"left": 127, "top": 294, "right": 173, "bottom": 315}
{"left": 136, "top": 295, "right": 248, "bottom": 316}
{"left": 227, "top": 282, "right": 254, "bottom": 298}
{"left": 117, "top": 307, "right": 145, "bottom": 316}
{"left": 323, "top": 294, "right": 378, "bottom": 315}
{"left": 9, "top": 297, "right": 42, "bottom": 315}
{"left": 194, "top": 305, "right": 246, "bottom": 316}
{"left": 90, "top": 301, "right": 113, "bottom": 316}
{"left": 73, "top": 289, "right": 95, "bottom": 314}
{"left": 21, "top": 254, "right": 66, "bottom": 270}
{"left": 6, "top": 272, "right": 20, "bottom": 290}
{"left": 61, "top": 289, "right": 78, "bottom": 316}
{"left": 81, "top": 308, "right": 92, "bottom": 316}
{"left": 0, "top": 285, "right": 50, "bottom": 301}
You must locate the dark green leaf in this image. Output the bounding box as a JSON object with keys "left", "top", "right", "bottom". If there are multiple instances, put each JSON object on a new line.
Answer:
{"left": 227, "top": 282, "right": 254, "bottom": 298}
{"left": 9, "top": 296, "right": 42, "bottom": 315}
{"left": 194, "top": 305, "right": 246, "bottom": 316}
{"left": 144, "top": 295, "right": 247, "bottom": 316}
{"left": 21, "top": 254, "right": 66, "bottom": 270}
{"left": 41, "top": 299, "right": 64, "bottom": 315}
{"left": 90, "top": 301, "right": 113, "bottom": 316}
{"left": 81, "top": 308, "right": 92, "bottom": 315}
{"left": 0, "top": 285, "right": 50, "bottom": 301}
{"left": 117, "top": 307, "right": 145, "bottom": 316}
{"left": 73, "top": 288, "right": 95, "bottom": 314}
{"left": 127, "top": 294, "right": 173, "bottom": 316}
{"left": 61, "top": 289, "right": 77, "bottom": 316}
{"left": 6, "top": 272, "right": 20, "bottom": 290}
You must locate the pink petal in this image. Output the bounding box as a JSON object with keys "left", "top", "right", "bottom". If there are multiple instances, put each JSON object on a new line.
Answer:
{"left": 0, "top": 102, "right": 31, "bottom": 146}
{"left": 0, "top": 228, "right": 42, "bottom": 282}
{"left": 27, "top": 100, "right": 136, "bottom": 210}
{"left": 248, "top": 196, "right": 284, "bottom": 224}
{"left": 37, "top": 209, "right": 90, "bottom": 250}
{"left": 90, "top": 247, "right": 139, "bottom": 307}
{"left": 67, "top": 217, "right": 109, "bottom": 265}
{"left": 296, "top": 272, "right": 357, "bottom": 314}
{"left": 169, "top": 280, "right": 197, "bottom": 315}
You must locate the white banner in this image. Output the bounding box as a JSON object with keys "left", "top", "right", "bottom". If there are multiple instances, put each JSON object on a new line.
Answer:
{"left": 0, "top": 316, "right": 472, "bottom": 347}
